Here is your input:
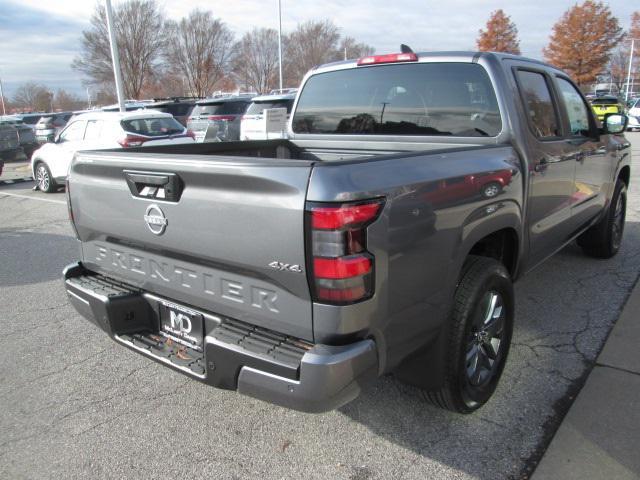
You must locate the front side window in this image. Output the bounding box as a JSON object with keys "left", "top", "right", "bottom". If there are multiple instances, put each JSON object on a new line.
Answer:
{"left": 293, "top": 62, "right": 502, "bottom": 137}
{"left": 516, "top": 70, "right": 559, "bottom": 139}
{"left": 59, "top": 121, "right": 86, "bottom": 142}
{"left": 556, "top": 78, "right": 590, "bottom": 136}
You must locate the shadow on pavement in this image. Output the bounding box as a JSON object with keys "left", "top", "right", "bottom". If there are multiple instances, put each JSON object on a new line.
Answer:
{"left": 0, "top": 231, "right": 78, "bottom": 287}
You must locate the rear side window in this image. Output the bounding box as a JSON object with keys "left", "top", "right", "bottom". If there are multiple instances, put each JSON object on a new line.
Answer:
{"left": 191, "top": 101, "right": 250, "bottom": 117}
{"left": 84, "top": 120, "right": 104, "bottom": 140}
{"left": 516, "top": 70, "right": 559, "bottom": 139}
{"left": 292, "top": 62, "right": 502, "bottom": 136}
{"left": 246, "top": 99, "right": 294, "bottom": 115}
{"left": 556, "top": 78, "right": 590, "bottom": 136}
{"left": 121, "top": 117, "right": 185, "bottom": 137}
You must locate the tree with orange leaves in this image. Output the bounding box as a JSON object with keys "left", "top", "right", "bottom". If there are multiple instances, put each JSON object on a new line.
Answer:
{"left": 477, "top": 10, "right": 521, "bottom": 55}
{"left": 543, "top": 1, "right": 623, "bottom": 88}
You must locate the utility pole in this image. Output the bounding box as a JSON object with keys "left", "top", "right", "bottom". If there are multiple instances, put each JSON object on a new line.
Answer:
{"left": 278, "top": 0, "right": 283, "bottom": 91}
{"left": 86, "top": 87, "right": 91, "bottom": 109}
{"left": 626, "top": 38, "right": 636, "bottom": 102}
{"left": 0, "top": 75, "right": 6, "bottom": 116}
{"left": 105, "top": 0, "right": 126, "bottom": 112}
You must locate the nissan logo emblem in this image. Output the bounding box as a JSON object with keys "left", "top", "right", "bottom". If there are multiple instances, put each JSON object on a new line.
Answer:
{"left": 144, "top": 204, "right": 167, "bottom": 235}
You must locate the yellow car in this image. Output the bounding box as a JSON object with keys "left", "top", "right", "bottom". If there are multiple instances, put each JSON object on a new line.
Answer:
{"left": 589, "top": 96, "right": 624, "bottom": 122}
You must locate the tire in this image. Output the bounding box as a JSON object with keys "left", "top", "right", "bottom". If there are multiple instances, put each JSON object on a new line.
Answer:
{"left": 35, "top": 162, "right": 57, "bottom": 193}
{"left": 424, "top": 256, "right": 514, "bottom": 413}
{"left": 577, "top": 178, "right": 626, "bottom": 258}
{"left": 481, "top": 182, "right": 502, "bottom": 198}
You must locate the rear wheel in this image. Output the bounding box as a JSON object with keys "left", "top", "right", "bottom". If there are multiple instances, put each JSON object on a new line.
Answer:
{"left": 424, "top": 256, "right": 514, "bottom": 413}
{"left": 35, "top": 162, "right": 56, "bottom": 193}
{"left": 577, "top": 178, "right": 626, "bottom": 258}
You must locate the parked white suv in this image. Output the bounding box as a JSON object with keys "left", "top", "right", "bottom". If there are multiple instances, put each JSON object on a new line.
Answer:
{"left": 31, "top": 111, "right": 195, "bottom": 192}
{"left": 240, "top": 92, "right": 296, "bottom": 140}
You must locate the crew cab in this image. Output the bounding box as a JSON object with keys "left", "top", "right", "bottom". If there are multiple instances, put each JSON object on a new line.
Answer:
{"left": 63, "top": 51, "right": 631, "bottom": 414}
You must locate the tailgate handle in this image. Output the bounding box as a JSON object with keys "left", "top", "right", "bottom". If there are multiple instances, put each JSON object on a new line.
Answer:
{"left": 124, "top": 170, "right": 183, "bottom": 202}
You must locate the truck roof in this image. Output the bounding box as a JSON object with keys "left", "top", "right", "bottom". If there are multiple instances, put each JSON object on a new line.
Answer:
{"left": 311, "top": 51, "right": 560, "bottom": 75}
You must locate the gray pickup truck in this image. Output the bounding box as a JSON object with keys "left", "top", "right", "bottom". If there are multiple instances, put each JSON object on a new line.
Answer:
{"left": 63, "top": 51, "right": 631, "bottom": 413}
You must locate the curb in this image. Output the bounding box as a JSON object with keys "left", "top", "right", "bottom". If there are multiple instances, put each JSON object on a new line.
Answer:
{"left": 0, "top": 177, "right": 34, "bottom": 187}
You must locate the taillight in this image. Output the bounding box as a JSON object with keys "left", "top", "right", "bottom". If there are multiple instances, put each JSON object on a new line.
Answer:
{"left": 207, "top": 115, "right": 236, "bottom": 121}
{"left": 307, "top": 199, "right": 384, "bottom": 304}
{"left": 118, "top": 134, "right": 148, "bottom": 148}
{"left": 357, "top": 52, "right": 418, "bottom": 66}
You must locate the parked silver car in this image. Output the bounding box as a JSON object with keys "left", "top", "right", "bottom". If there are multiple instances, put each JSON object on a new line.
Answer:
{"left": 34, "top": 112, "right": 73, "bottom": 144}
{"left": 187, "top": 95, "right": 254, "bottom": 142}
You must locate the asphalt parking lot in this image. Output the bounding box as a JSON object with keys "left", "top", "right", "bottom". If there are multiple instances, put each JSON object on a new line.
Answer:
{"left": 1, "top": 133, "right": 639, "bottom": 480}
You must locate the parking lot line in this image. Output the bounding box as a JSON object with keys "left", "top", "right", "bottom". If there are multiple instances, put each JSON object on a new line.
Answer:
{"left": 0, "top": 191, "right": 66, "bottom": 205}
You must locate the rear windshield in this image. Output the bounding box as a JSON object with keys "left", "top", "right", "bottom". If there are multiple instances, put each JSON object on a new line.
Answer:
{"left": 121, "top": 117, "right": 185, "bottom": 137}
{"left": 293, "top": 62, "right": 502, "bottom": 137}
{"left": 246, "top": 99, "right": 294, "bottom": 115}
{"left": 590, "top": 98, "right": 619, "bottom": 105}
{"left": 21, "top": 116, "right": 41, "bottom": 125}
{"left": 147, "top": 104, "right": 194, "bottom": 117}
{"left": 190, "top": 101, "right": 250, "bottom": 117}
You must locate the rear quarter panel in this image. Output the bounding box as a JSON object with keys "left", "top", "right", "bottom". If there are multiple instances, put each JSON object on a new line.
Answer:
{"left": 307, "top": 146, "right": 524, "bottom": 371}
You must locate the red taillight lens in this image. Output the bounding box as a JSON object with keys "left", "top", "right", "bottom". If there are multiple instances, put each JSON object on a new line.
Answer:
{"left": 357, "top": 52, "right": 418, "bottom": 66}
{"left": 207, "top": 115, "right": 236, "bottom": 121}
{"left": 118, "top": 134, "right": 148, "bottom": 148}
{"left": 312, "top": 202, "right": 381, "bottom": 230}
{"left": 314, "top": 256, "right": 372, "bottom": 279}
{"left": 307, "top": 199, "right": 383, "bottom": 305}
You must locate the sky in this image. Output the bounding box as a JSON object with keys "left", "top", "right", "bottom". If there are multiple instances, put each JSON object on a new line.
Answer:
{"left": 0, "top": 0, "right": 637, "bottom": 99}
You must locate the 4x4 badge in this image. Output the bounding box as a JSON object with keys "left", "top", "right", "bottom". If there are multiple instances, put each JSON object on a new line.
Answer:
{"left": 268, "top": 261, "right": 303, "bottom": 273}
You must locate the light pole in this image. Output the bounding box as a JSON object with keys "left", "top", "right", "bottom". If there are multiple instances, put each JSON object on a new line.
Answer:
{"left": 625, "top": 38, "right": 638, "bottom": 101}
{"left": 0, "top": 75, "right": 6, "bottom": 116}
{"left": 105, "top": 0, "right": 126, "bottom": 112}
{"left": 277, "top": 0, "right": 283, "bottom": 91}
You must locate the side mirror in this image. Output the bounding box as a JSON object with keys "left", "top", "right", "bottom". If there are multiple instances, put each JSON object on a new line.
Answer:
{"left": 603, "top": 113, "right": 628, "bottom": 135}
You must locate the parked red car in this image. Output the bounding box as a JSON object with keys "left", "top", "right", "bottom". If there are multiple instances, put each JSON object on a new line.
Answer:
{"left": 424, "top": 169, "right": 514, "bottom": 206}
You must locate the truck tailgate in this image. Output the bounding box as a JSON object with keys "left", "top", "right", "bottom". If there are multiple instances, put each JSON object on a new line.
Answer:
{"left": 69, "top": 151, "right": 315, "bottom": 341}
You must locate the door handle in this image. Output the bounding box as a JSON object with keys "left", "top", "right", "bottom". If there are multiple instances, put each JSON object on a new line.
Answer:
{"left": 124, "top": 170, "right": 183, "bottom": 202}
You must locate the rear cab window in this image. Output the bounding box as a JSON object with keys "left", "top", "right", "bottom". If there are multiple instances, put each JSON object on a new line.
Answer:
{"left": 515, "top": 70, "right": 560, "bottom": 139}
{"left": 121, "top": 117, "right": 185, "bottom": 137}
{"left": 292, "top": 62, "right": 502, "bottom": 137}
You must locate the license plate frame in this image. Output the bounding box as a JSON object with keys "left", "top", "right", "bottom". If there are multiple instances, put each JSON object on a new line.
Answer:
{"left": 159, "top": 301, "right": 204, "bottom": 351}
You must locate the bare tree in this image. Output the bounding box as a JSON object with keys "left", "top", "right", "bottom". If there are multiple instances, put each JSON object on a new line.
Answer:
{"left": 232, "top": 28, "right": 280, "bottom": 94}
{"left": 164, "top": 10, "right": 234, "bottom": 97}
{"left": 338, "top": 36, "right": 375, "bottom": 60}
{"left": 72, "top": 0, "right": 165, "bottom": 99}
{"left": 284, "top": 20, "right": 341, "bottom": 86}
{"left": 12, "top": 82, "right": 52, "bottom": 111}
{"left": 54, "top": 89, "right": 85, "bottom": 111}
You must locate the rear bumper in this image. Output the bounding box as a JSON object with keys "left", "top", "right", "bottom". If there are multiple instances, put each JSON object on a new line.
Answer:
{"left": 63, "top": 262, "right": 377, "bottom": 413}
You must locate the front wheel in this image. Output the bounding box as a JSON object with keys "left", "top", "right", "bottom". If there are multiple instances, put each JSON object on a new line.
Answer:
{"left": 35, "top": 162, "right": 57, "bottom": 193}
{"left": 424, "top": 256, "right": 514, "bottom": 413}
{"left": 577, "top": 178, "right": 626, "bottom": 258}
